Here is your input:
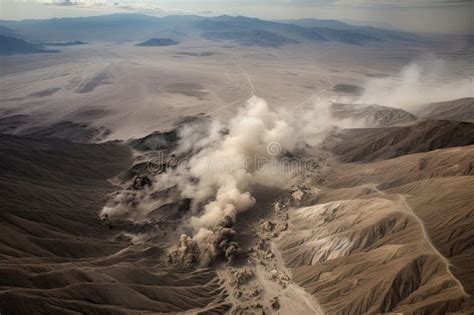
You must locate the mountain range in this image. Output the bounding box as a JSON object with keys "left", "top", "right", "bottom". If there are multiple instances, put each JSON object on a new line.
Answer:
{"left": 0, "top": 35, "right": 57, "bottom": 55}
{"left": 0, "top": 14, "right": 421, "bottom": 49}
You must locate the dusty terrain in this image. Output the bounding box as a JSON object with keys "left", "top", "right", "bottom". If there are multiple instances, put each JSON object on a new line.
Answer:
{"left": 282, "top": 144, "right": 474, "bottom": 314}
{"left": 1, "top": 36, "right": 473, "bottom": 314}
{"left": 0, "top": 135, "right": 231, "bottom": 314}
{"left": 1, "top": 37, "right": 470, "bottom": 141}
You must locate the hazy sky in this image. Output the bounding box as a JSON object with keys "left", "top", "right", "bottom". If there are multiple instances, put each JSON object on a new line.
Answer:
{"left": 1, "top": 0, "right": 472, "bottom": 34}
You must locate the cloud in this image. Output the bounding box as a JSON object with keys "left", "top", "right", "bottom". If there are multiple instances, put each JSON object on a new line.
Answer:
{"left": 38, "top": 0, "right": 187, "bottom": 15}
{"left": 333, "top": 0, "right": 472, "bottom": 7}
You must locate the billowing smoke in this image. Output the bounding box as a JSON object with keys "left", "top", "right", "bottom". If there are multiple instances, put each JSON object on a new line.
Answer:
{"left": 102, "top": 96, "right": 301, "bottom": 266}
{"left": 358, "top": 60, "right": 473, "bottom": 111}
{"left": 167, "top": 96, "right": 297, "bottom": 265}
{"left": 184, "top": 97, "right": 295, "bottom": 227}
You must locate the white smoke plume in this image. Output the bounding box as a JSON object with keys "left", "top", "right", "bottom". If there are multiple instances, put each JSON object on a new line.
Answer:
{"left": 101, "top": 96, "right": 304, "bottom": 266}
{"left": 358, "top": 60, "right": 473, "bottom": 111}
{"left": 182, "top": 96, "right": 295, "bottom": 229}
{"left": 166, "top": 96, "right": 298, "bottom": 265}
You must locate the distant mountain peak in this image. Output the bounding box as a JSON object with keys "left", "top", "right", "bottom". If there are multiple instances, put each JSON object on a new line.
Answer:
{"left": 0, "top": 35, "right": 58, "bottom": 55}
{"left": 136, "top": 38, "right": 179, "bottom": 47}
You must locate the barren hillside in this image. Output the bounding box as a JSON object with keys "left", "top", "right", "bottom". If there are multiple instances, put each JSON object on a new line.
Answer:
{"left": 0, "top": 135, "right": 230, "bottom": 314}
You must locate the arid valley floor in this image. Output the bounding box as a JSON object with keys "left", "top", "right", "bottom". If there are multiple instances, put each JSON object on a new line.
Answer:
{"left": 1, "top": 29, "right": 473, "bottom": 314}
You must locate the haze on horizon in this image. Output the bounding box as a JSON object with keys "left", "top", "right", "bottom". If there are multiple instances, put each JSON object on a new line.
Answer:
{"left": 1, "top": 0, "right": 472, "bottom": 34}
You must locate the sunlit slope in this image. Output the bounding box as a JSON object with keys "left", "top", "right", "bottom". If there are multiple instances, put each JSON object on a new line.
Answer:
{"left": 279, "top": 141, "right": 474, "bottom": 314}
